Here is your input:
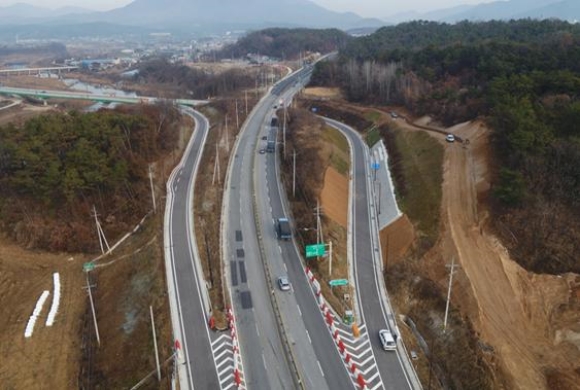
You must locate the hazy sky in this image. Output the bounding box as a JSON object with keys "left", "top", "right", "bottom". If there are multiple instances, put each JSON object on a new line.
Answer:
{"left": 0, "top": 0, "right": 495, "bottom": 17}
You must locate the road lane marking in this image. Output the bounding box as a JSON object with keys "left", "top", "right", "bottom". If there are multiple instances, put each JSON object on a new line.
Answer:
{"left": 317, "top": 360, "right": 324, "bottom": 377}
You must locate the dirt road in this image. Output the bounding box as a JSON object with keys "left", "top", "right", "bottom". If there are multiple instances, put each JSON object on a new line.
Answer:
{"left": 438, "top": 121, "right": 580, "bottom": 389}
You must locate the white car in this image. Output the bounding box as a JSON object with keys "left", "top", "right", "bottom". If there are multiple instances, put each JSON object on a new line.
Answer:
{"left": 277, "top": 276, "right": 291, "bottom": 291}
{"left": 379, "top": 329, "right": 396, "bottom": 351}
{"left": 446, "top": 134, "right": 455, "bottom": 143}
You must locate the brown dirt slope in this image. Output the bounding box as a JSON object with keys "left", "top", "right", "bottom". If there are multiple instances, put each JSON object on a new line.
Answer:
{"left": 440, "top": 121, "right": 580, "bottom": 389}
{"left": 320, "top": 167, "right": 348, "bottom": 228}
{"left": 0, "top": 241, "right": 86, "bottom": 389}
{"left": 380, "top": 215, "right": 415, "bottom": 269}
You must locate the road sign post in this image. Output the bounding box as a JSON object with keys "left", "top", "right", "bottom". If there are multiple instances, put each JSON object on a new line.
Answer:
{"left": 328, "top": 279, "right": 348, "bottom": 287}
{"left": 305, "top": 244, "right": 326, "bottom": 258}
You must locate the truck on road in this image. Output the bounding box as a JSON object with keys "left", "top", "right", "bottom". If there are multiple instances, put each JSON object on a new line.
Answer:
{"left": 276, "top": 218, "right": 291, "bottom": 240}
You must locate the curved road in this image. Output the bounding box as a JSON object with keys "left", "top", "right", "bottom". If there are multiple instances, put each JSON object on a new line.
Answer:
{"left": 325, "top": 118, "right": 416, "bottom": 390}
{"left": 164, "top": 108, "right": 220, "bottom": 389}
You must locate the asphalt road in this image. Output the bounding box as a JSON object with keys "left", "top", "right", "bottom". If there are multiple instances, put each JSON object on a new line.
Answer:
{"left": 325, "top": 118, "right": 413, "bottom": 390}
{"left": 257, "top": 108, "right": 355, "bottom": 389}
{"left": 166, "top": 108, "right": 220, "bottom": 389}
{"left": 224, "top": 89, "right": 298, "bottom": 389}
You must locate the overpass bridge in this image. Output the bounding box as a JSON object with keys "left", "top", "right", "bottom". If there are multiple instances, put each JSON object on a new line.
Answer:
{"left": 0, "top": 86, "right": 208, "bottom": 107}
{"left": 0, "top": 66, "right": 79, "bottom": 76}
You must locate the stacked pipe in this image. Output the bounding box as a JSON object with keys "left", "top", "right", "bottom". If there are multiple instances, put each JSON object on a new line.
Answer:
{"left": 46, "top": 273, "right": 61, "bottom": 327}
{"left": 24, "top": 291, "right": 50, "bottom": 338}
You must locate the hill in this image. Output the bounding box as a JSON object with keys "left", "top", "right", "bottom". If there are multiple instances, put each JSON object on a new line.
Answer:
{"left": 0, "top": 0, "right": 384, "bottom": 39}
{"left": 83, "top": 0, "right": 383, "bottom": 31}
{"left": 384, "top": 0, "right": 580, "bottom": 23}
{"left": 217, "top": 28, "right": 351, "bottom": 60}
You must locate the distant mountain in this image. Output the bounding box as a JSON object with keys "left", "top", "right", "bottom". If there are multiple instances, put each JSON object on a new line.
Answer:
{"left": 0, "top": 0, "right": 384, "bottom": 38}
{"left": 383, "top": 5, "right": 472, "bottom": 24}
{"left": 384, "top": 0, "right": 580, "bottom": 23}
{"left": 88, "top": 0, "right": 384, "bottom": 30}
{"left": 0, "top": 3, "right": 92, "bottom": 21}
{"left": 515, "top": 0, "right": 580, "bottom": 21}
{"left": 440, "top": 0, "right": 559, "bottom": 22}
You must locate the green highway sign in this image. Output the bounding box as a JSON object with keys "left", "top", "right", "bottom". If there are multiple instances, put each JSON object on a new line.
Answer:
{"left": 83, "top": 262, "right": 95, "bottom": 272}
{"left": 329, "top": 279, "right": 348, "bottom": 287}
{"left": 305, "top": 244, "right": 326, "bottom": 258}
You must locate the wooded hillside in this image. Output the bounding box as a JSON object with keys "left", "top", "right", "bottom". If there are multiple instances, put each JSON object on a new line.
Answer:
{"left": 310, "top": 19, "right": 580, "bottom": 274}
{"left": 217, "top": 28, "right": 351, "bottom": 60}
{"left": 0, "top": 104, "right": 181, "bottom": 252}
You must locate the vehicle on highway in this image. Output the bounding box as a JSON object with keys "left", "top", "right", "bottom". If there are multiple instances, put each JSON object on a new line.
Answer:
{"left": 259, "top": 149, "right": 266, "bottom": 154}
{"left": 379, "top": 329, "right": 396, "bottom": 351}
{"left": 266, "top": 126, "right": 277, "bottom": 153}
{"left": 446, "top": 134, "right": 455, "bottom": 143}
{"left": 276, "top": 218, "right": 291, "bottom": 240}
{"left": 277, "top": 276, "right": 291, "bottom": 291}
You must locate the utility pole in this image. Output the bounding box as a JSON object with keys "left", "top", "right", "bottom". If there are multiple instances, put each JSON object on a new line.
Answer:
{"left": 292, "top": 149, "right": 296, "bottom": 198}
{"left": 225, "top": 115, "right": 229, "bottom": 152}
{"left": 235, "top": 100, "right": 239, "bottom": 130}
{"left": 327, "top": 240, "right": 333, "bottom": 277}
{"left": 316, "top": 200, "right": 321, "bottom": 245}
{"left": 244, "top": 90, "right": 248, "bottom": 114}
{"left": 150, "top": 306, "right": 161, "bottom": 382}
{"left": 85, "top": 272, "right": 100, "bottom": 346}
{"left": 443, "top": 257, "right": 459, "bottom": 333}
{"left": 148, "top": 164, "right": 156, "bottom": 213}
{"left": 283, "top": 103, "right": 287, "bottom": 159}
{"left": 212, "top": 144, "right": 221, "bottom": 186}
{"left": 92, "top": 205, "right": 110, "bottom": 254}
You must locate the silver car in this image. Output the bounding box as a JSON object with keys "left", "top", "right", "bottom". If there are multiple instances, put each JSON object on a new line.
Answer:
{"left": 277, "top": 276, "right": 291, "bottom": 291}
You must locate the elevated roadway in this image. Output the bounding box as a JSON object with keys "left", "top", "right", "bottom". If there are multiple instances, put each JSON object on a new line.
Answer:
{"left": 0, "top": 86, "right": 207, "bottom": 107}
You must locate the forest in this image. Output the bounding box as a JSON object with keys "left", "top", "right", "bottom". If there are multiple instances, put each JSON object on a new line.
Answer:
{"left": 136, "top": 58, "right": 258, "bottom": 99}
{"left": 0, "top": 103, "right": 180, "bottom": 252}
{"left": 310, "top": 19, "right": 580, "bottom": 274}
{"left": 216, "top": 27, "right": 351, "bottom": 61}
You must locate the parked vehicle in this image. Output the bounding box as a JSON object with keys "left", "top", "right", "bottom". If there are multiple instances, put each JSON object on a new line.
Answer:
{"left": 446, "top": 134, "right": 455, "bottom": 143}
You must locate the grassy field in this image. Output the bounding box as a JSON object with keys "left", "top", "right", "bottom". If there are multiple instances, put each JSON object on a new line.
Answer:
{"left": 366, "top": 126, "right": 381, "bottom": 147}
{"left": 322, "top": 125, "right": 350, "bottom": 175}
{"left": 389, "top": 127, "right": 444, "bottom": 253}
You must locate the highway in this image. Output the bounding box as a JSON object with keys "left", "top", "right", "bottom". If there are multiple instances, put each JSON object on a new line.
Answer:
{"left": 325, "top": 118, "right": 416, "bottom": 390}
{"left": 257, "top": 96, "right": 354, "bottom": 388}
{"left": 223, "top": 82, "right": 297, "bottom": 389}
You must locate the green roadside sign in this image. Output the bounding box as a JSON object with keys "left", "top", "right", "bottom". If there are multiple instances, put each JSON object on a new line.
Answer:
{"left": 83, "top": 262, "right": 95, "bottom": 272}
{"left": 305, "top": 244, "right": 326, "bottom": 258}
{"left": 329, "top": 279, "right": 348, "bottom": 287}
